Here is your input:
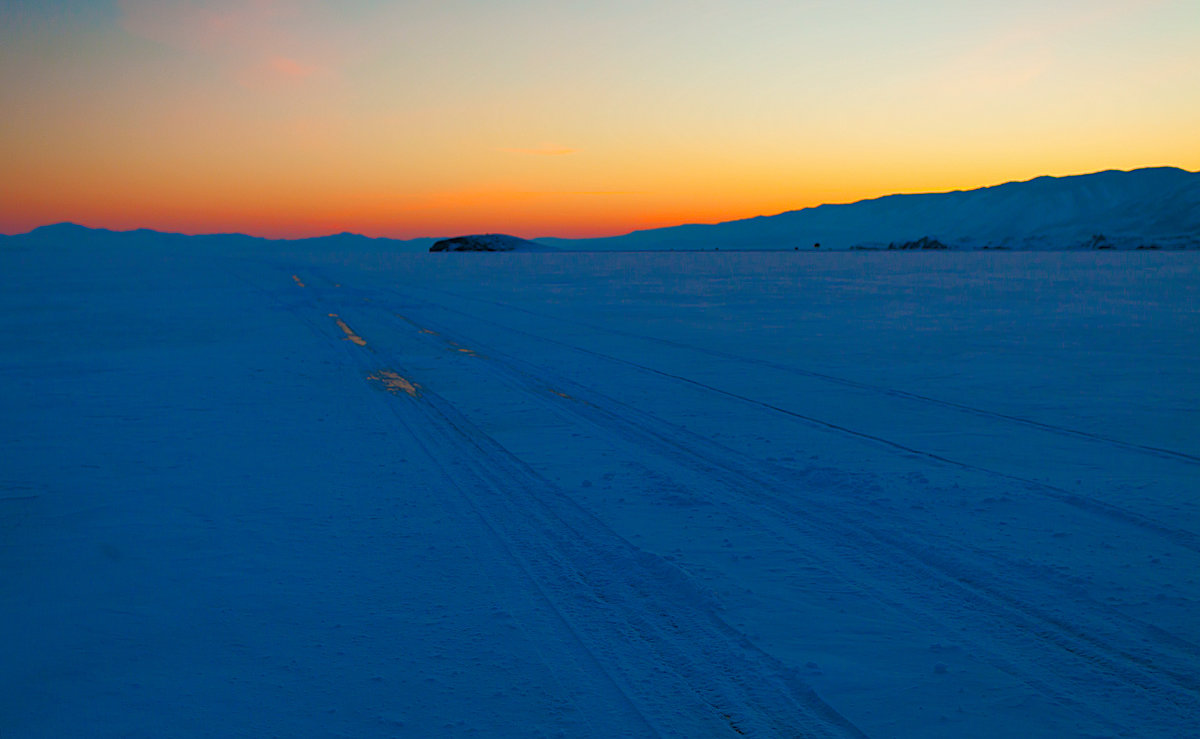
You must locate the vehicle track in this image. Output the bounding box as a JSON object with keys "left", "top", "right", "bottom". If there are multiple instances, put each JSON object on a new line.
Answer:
{"left": 263, "top": 273, "right": 669, "bottom": 735}
{"left": 350, "top": 294, "right": 1200, "bottom": 736}
{"left": 370, "top": 283, "right": 1200, "bottom": 557}
{"left": 289, "top": 274, "right": 869, "bottom": 738}
{"left": 411, "top": 282, "right": 1200, "bottom": 466}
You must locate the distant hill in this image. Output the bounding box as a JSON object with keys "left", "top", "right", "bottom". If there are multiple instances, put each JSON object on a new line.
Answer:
{"left": 4, "top": 168, "right": 1197, "bottom": 252}
{"left": 538, "top": 167, "right": 1200, "bottom": 251}
{"left": 0, "top": 223, "right": 438, "bottom": 253}
{"left": 430, "top": 234, "right": 556, "bottom": 252}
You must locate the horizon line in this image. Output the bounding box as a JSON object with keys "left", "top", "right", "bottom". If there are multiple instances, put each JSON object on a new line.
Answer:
{"left": 4, "top": 165, "right": 1193, "bottom": 242}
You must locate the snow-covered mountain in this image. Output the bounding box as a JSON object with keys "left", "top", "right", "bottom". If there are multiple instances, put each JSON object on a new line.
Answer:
{"left": 4, "top": 168, "right": 1196, "bottom": 252}
{"left": 0, "top": 223, "right": 439, "bottom": 253}
{"left": 539, "top": 167, "right": 1200, "bottom": 251}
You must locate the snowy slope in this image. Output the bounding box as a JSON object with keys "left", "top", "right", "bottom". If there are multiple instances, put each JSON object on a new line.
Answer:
{"left": 2, "top": 240, "right": 1198, "bottom": 737}
{"left": 539, "top": 167, "right": 1200, "bottom": 251}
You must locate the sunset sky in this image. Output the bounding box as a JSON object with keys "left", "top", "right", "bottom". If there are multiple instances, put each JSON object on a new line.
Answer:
{"left": 2, "top": 0, "right": 1198, "bottom": 239}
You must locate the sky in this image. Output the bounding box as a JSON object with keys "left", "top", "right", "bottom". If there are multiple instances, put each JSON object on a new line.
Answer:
{"left": 1, "top": 0, "right": 1198, "bottom": 239}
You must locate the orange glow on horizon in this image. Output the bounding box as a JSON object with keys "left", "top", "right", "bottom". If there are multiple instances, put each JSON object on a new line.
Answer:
{"left": 4, "top": 157, "right": 1196, "bottom": 241}
{"left": 3, "top": 1, "right": 1198, "bottom": 241}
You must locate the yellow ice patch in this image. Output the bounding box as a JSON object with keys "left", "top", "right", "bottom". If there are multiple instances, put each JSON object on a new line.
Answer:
{"left": 329, "top": 314, "right": 367, "bottom": 346}
{"left": 368, "top": 370, "right": 421, "bottom": 398}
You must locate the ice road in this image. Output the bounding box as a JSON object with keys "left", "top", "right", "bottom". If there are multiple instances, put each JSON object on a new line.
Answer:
{"left": 2, "top": 242, "right": 1198, "bottom": 737}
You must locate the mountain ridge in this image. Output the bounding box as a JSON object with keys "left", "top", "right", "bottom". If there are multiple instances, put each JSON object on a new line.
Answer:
{"left": 539, "top": 166, "right": 1200, "bottom": 251}
{"left": 4, "top": 167, "right": 1197, "bottom": 251}
{"left": 2, "top": 222, "right": 439, "bottom": 253}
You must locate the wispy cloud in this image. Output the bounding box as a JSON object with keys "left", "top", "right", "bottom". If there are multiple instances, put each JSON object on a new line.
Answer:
{"left": 119, "top": 0, "right": 295, "bottom": 53}
{"left": 267, "top": 55, "right": 318, "bottom": 79}
{"left": 927, "top": 0, "right": 1168, "bottom": 96}
{"left": 119, "top": 0, "right": 340, "bottom": 87}
{"left": 496, "top": 144, "right": 579, "bottom": 156}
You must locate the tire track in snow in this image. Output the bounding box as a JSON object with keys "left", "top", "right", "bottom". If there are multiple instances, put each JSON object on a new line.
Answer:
{"left": 384, "top": 287, "right": 1200, "bottom": 557}
{"left": 256, "top": 274, "right": 663, "bottom": 735}
{"left": 329, "top": 313, "right": 369, "bottom": 347}
{"left": 413, "top": 283, "right": 1200, "bottom": 466}
{"left": 368, "top": 299, "right": 1200, "bottom": 737}
{"left": 390, "top": 297, "right": 1200, "bottom": 657}
{"left": 391, "top": 387, "right": 867, "bottom": 738}
{"left": 221, "top": 265, "right": 647, "bottom": 733}
{"left": 300, "top": 289, "right": 869, "bottom": 737}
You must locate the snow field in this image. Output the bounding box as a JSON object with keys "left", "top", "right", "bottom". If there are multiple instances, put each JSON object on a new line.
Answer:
{"left": 2, "top": 244, "right": 1197, "bottom": 737}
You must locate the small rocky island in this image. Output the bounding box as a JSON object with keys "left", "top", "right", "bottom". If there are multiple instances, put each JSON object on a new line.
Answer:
{"left": 429, "top": 234, "right": 549, "bottom": 252}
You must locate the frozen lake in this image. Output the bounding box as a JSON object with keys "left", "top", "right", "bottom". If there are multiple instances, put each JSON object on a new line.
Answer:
{"left": 2, "top": 243, "right": 1198, "bottom": 737}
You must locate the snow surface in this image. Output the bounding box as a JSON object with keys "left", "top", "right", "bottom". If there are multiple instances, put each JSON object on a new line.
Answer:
{"left": 2, "top": 238, "right": 1198, "bottom": 737}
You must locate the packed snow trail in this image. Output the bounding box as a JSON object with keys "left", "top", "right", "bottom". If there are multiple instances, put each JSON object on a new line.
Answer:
{"left": 295, "top": 291, "right": 868, "bottom": 737}
{"left": 379, "top": 278, "right": 1198, "bottom": 512}
{"left": 373, "top": 281, "right": 1200, "bottom": 557}
{"left": 306, "top": 278, "right": 1200, "bottom": 737}
{"left": 404, "top": 281, "right": 1200, "bottom": 465}
{"left": 283, "top": 251, "right": 1197, "bottom": 737}
{"left": 3, "top": 244, "right": 1197, "bottom": 737}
